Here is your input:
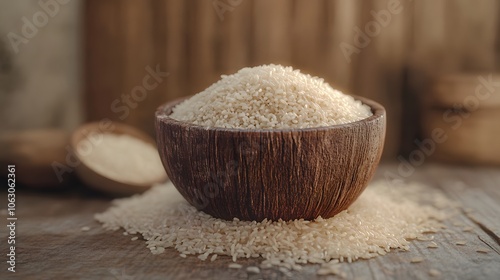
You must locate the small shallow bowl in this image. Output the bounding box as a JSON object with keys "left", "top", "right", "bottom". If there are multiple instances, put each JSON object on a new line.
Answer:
{"left": 71, "top": 121, "right": 168, "bottom": 196}
{"left": 155, "top": 96, "right": 385, "bottom": 221}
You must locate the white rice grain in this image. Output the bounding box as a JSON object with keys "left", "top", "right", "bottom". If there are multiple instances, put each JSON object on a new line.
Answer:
{"left": 95, "top": 181, "right": 450, "bottom": 270}
{"left": 427, "top": 242, "right": 438, "bottom": 249}
{"left": 462, "top": 227, "right": 473, "bottom": 232}
{"left": 81, "top": 226, "right": 90, "bottom": 232}
{"left": 410, "top": 257, "right": 424, "bottom": 263}
{"left": 246, "top": 266, "right": 260, "bottom": 274}
{"left": 476, "top": 247, "right": 491, "bottom": 254}
{"left": 279, "top": 267, "right": 293, "bottom": 277}
{"left": 228, "top": 263, "right": 242, "bottom": 269}
{"left": 170, "top": 65, "right": 372, "bottom": 129}
{"left": 429, "top": 269, "right": 441, "bottom": 277}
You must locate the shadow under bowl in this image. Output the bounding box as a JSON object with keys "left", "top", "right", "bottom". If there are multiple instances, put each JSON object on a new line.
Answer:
{"left": 155, "top": 96, "right": 386, "bottom": 221}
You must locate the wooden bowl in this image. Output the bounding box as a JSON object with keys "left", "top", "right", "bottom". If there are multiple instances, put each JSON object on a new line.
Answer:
{"left": 71, "top": 121, "right": 168, "bottom": 196}
{"left": 155, "top": 96, "right": 386, "bottom": 221}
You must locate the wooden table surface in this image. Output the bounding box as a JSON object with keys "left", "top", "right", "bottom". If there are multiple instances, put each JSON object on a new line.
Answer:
{"left": 2, "top": 163, "right": 500, "bottom": 280}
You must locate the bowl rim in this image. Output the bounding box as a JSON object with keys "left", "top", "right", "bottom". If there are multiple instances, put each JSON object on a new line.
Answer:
{"left": 156, "top": 95, "right": 385, "bottom": 133}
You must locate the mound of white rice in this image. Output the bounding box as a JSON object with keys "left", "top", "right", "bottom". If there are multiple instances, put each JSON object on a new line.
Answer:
{"left": 170, "top": 64, "right": 372, "bottom": 129}
{"left": 96, "top": 181, "right": 451, "bottom": 270}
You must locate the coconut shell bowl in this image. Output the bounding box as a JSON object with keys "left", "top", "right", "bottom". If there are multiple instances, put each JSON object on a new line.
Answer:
{"left": 155, "top": 96, "right": 385, "bottom": 221}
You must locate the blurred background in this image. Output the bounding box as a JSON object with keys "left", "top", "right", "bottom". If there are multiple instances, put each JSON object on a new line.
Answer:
{"left": 0, "top": 0, "right": 499, "bottom": 187}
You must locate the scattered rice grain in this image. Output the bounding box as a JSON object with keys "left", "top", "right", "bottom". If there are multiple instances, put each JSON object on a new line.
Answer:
{"left": 410, "top": 257, "right": 424, "bottom": 263}
{"left": 427, "top": 242, "right": 438, "bottom": 249}
{"left": 429, "top": 269, "right": 441, "bottom": 277}
{"left": 228, "top": 263, "right": 242, "bottom": 269}
{"left": 462, "top": 227, "right": 473, "bottom": 232}
{"left": 81, "top": 226, "right": 90, "bottom": 232}
{"left": 317, "top": 265, "right": 346, "bottom": 277}
{"left": 476, "top": 247, "right": 490, "bottom": 254}
{"left": 246, "top": 266, "right": 260, "bottom": 274}
{"left": 417, "top": 236, "right": 434, "bottom": 241}
{"left": 279, "top": 267, "right": 293, "bottom": 277}
{"left": 96, "top": 181, "right": 451, "bottom": 270}
{"left": 452, "top": 221, "right": 464, "bottom": 227}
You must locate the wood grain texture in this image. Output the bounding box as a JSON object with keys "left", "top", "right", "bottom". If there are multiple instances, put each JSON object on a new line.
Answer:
{"left": 323, "top": 0, "right": 360, "bottom": 91}
{"left": 155, "top": 96, "right": 386, "bottom": 221}
{"left": 85, "top": 0, "right": 169, "bottom": 136}
{"left": 187, "top": 0, "right": 218, "bottom": 95}
{"left": 163, "top": 0, "right": 186, "bottom": 99}
{"left": 85, "top": 0, "right": 126, "bottom": 121}
{"left": 218, "top": 0, "right": 252, "bottom": 73}
{"left": 252, "top": 0, "right": 292, "bottom": 65}
{"left": 291, "top": 0, "right": 324, "bottom": 76}
{"left": 4, "top": 163, "right": 500, "bottom": 279}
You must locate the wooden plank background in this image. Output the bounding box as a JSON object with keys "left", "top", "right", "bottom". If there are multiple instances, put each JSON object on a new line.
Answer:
{"left": 85, "top": 0, "right": 500, "bottom": 159}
